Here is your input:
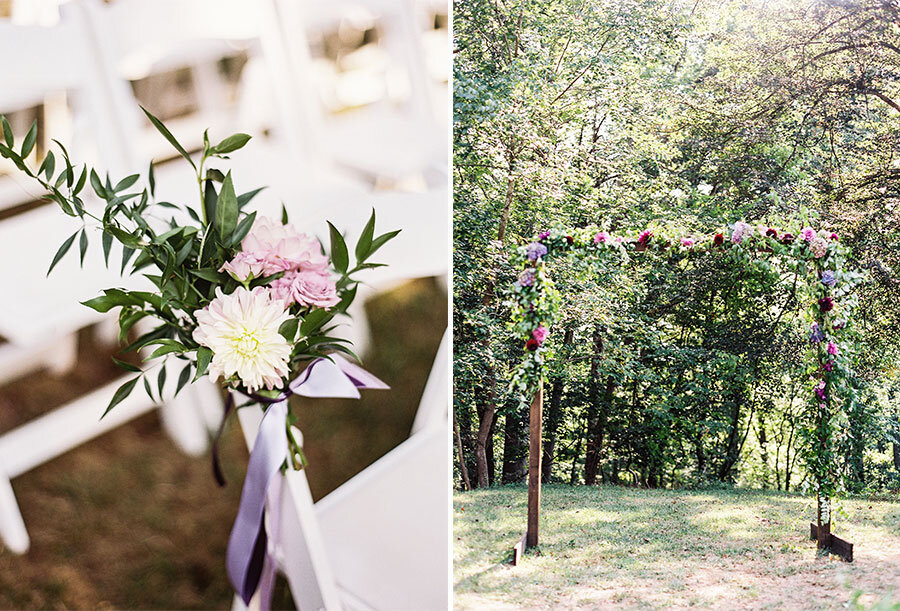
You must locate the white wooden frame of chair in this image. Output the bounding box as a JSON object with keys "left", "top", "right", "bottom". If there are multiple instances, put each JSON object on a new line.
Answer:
{"left": 0, "top": 10, "right": 220, "bottom": 554}
{"left": 76, "top": 0, "right": 317, "bottom": 175}
{"left": 270, "top": 0, "right": 445, "bottom": 186}
{"left": 230, "top": 328, "right": 449, "bottom": 610}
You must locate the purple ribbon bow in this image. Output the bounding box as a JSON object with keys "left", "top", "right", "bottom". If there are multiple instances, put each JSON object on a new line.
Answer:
{"left": 223, "top": 356, "right": 387, "bottom": 607}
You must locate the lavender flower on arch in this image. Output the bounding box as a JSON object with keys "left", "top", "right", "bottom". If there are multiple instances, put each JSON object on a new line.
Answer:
{"left": 821, "top": 270, "right": 836, "bottom": 287}
{"left": 517, "top": 269, "right": 536, "bottom": 287}
{"left": 526, "top": 242, "right": 548, "bottom": 261}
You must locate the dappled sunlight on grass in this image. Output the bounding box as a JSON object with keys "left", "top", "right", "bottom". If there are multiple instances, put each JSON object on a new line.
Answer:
{"left": 455, "top": 485, "right": 900, "bottom": 609}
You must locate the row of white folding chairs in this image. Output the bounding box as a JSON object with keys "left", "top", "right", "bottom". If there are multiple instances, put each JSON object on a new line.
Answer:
{"left": 233, "top": 329, "right": 450, "bottom": 611}
{"left": 0, "top": 0, "right": 448, "bottom": 557}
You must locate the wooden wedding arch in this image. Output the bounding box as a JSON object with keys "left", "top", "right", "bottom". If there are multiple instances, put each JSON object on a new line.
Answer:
{"left": 508, "top": 221, "right": 865, "bottom": 563}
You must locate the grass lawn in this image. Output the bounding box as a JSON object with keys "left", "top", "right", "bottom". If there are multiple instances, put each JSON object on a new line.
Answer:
{"left": 454, "top": 484, "right": 900, "bottom": 610}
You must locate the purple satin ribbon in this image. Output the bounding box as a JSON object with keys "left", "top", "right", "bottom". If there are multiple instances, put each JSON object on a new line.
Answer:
{"left": 225, "top": 356, "right": 388, "bottom": 607}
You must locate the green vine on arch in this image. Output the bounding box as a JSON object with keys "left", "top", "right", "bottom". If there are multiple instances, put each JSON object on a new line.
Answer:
{"left": 508, "top": 220, "right": 866, "bottom": 542}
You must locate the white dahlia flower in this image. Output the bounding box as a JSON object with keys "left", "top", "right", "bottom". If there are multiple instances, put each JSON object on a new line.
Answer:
{"left": 193, "top": 287, "right": 292, "bottom": 392}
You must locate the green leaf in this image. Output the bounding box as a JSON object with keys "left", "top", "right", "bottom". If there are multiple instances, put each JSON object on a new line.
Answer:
{"left": 20, "top": 120, "right": 37, "bottom": 157}
{"left": 118, "top": 310, "right": 148, "bottom": 343}
{"left": 336, "top": 283, "right": 358, "bottom": 313}
{"left": 175, "top": 238, "right": 194, "bottom": 266}
{"left": 90, "top": 169, "right": 106, "bottom": 198}
{"left": 369, "top": 229, "right": 401, "bottom": 257}
{"left": 112, "top": 357, "right": 142, "bottom": 373}
{"left": 355, "top": 208, "right": 376, "bottom": 262}
{"left": 176, "top": 364, "right": 192, "bottom": 395}
{"left": 102, "top": 377, "right": 140, "bottom": 419}
{"left": 47, "top": 231, "right": 79, "bottom": 275}
{"left": 101, "top": 231, "right": 113, "bottom": 266}
{"left": 143, "top": 376, "right": 154, "bottom": 402}
{"left": 279, "top": 317, "right": 299, "bottom": 342}
{"left": 190, "top": 268, "right": 224, "bottom": 282}
{"left": 228, "top": 211, "right": 257, "bottom": 247}
{"left": 79, "top": 228, "right": 88, "bottom": 266}
{"left": 215, "top": 171, "right": 238, "bottom": 239}
{"left": 194, "top": 347, "right": 213, "bottom": 381}
{"left": 209, "top": 133, "right": 251, "bottom": 155}
{"left": 206, "top": 168, "right": 225, "bottom": 183}
{"left": 121, "top": 246, "right": 135, "bottom": 274}
{"left": 300, "top": 308, "right": 332, "bottom": 336}
{"left": 157, "top": 365, "right": 167, "bottom": 397}
{"left": 203, "top": 179, "right": 217, "bottom": 226}
{"left": 74, "top": 167, "right": 87, "bottom": 195}
{"left": 148, "top": 161, "right": 156, "bottom": 197}
{"left": 237, "top": 187, "right": 266, "bottom": 209}
{"left": 140, "top": 105, "right": 195, "bottom": 169}
{"left": 0, "top": 116, "right": 12, "bottom": 147}
{"left": 114, "top": 174, "right": 140, "bottom": 192}
{"left": 327, "top": 221, "right": 349, "bottom": 274}
{"left": 147, "top": 339, "right": 188, "bottom": 360}
{"left": 281, "top": 203, "right": 289, "bottom": 225}
{"left": 38, "top": 150, "right": 55, "bottom": 180}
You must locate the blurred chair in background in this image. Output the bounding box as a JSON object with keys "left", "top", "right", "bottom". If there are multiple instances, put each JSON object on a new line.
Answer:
{"left": 0, "top": 3, "right": 214, "bottom": 556}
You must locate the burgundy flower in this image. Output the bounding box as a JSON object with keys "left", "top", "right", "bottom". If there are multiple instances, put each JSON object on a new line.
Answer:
{"left": 638, "top": 230, "right": 653, "bottom": 246}
{"left": 713, "top": 233, "right": 724, "bottom": 246}
{"left": 766, "top": 228, "right": 778, "bottom": 238}
{"left": 830, "top": 232, "right": 838, "bottom": 241}
{"left": 824, "top": 360, "right": 834, "bottom": 372}
{"left": 819, "top": 297, "right": 834, "bottom": 312}
{"left": 526, "top": 338, "right": 539, "bottom": 351}
{"left": 781, "top": 233, "right": 794, "bottom": 245}
{"left": 566, "top": 235, "right": 574, "bottom": 245}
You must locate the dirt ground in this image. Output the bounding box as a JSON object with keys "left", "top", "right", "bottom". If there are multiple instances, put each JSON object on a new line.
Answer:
{"left": 0, "top": 277, "right": 446, "bottom": 609}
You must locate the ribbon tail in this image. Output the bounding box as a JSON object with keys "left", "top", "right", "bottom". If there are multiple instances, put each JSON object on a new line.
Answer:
{"left": 226, "top": 401, "right": 288, "bottom": 605}
{"left": 211, "top": 393, "right": 236, "bottom": 487}
{"left": 333, "top": 354, "right": 390, "bottom": 390}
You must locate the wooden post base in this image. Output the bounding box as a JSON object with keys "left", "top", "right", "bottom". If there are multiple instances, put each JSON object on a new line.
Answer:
{"left": 809, "top": 523, "right": 853, "bottom": 562}
{"left": 511, "top": 532, "right": 527, "bottom": 566}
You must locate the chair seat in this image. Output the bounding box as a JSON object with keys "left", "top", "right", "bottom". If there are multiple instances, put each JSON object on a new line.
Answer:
{"left": 0, "top": 205, "right": 150, "bottom": 347}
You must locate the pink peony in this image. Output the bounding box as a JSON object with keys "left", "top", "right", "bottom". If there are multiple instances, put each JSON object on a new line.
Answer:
{"left": 681, "top": 237, "right": 695, "bottom": 248}
{"left": 594, "top": 232, "right": 611, "bottom": 244}
{"left": 532, "top": 325, "right": 548, "bottom": 344}
{"left": 241, "top": 217, "right": 329, "bottom": 274}
{"left": 270, "top": 269, "right": 340, "bottom": 309}
{"left": 800, "top": 227, "right": 816, "bottom": 242}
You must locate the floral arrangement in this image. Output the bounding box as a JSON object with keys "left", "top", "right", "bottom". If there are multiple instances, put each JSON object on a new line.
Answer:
{"left": 0, "top": 110, "right": 397, "bottom": 602}
{"left": 508, "top": 218, "right": 867, "bottom": 548}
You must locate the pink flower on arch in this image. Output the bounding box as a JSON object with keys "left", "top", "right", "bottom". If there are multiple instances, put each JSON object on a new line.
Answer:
{"left": 800, "top": 227, "right": 816, "bottom": 242}
{"left": 681, "top": 237, "right": 695, "bottom": 248}
{"left": 594, "top": 231, "right": 611, "bottom": 245}
{"left": 532, "top": 325, "right": 548, "bottom": 345}
{"left": 826, "top": 341, "right": 839, "bottom": 356}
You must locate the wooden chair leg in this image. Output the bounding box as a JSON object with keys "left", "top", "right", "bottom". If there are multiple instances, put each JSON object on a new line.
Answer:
{"left": 45, "top": 333, "right": 77, "bottom": 375}
{"left": 158, "top": 381, "right": 210, "bottom": 457}
{"left": 0, "top": 470, "right": 29, "bottom": 554}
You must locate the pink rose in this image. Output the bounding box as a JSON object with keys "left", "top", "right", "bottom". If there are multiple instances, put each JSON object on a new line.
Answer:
{"left": 826, "top": 341, "right": 839, "bottom": 356}
{"left": 681, "top": 237, "right": 695, "bottom": 248}
{"left": 800, "top": 227, "right": 815, "bottom": 242}
{"left": 532, "top": 325, "right": 548, "bottom": 344}
{"left": 270, "top": 270, "right": 340, "bottom": 308}
{"left": 220, "top": 251, "right": 269, "bottom": 282}
{"left": 241, "top": 217, "right": 329, "bottom": 274}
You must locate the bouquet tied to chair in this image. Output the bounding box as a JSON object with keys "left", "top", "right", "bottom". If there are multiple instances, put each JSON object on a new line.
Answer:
{"left": 0, "top": 108, "right": 397, "bottom": 604}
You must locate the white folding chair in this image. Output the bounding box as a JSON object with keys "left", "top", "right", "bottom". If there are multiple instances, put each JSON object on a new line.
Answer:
{"left": 233, "top": 328, "right": 450, "bottom": 610}
{"left": 0, "top": 9, "right": 215, "bottom": 555}
{"left": 273, "top": 0, "right": 447, "bottom": 189}
{"left": 76, "top": 0, "right": 369, "bottom": 202}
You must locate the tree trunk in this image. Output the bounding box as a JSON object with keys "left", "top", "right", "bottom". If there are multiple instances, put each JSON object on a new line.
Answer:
{"left": 454, "top": 408, "right": 472, "bottom": 491}
{"left": 569, "top": 417, "right": 584, "bottom": 485}
{"left": 474, "top": 401, "right": 495, "bottom": 488}
{"left": 757, "top": 411, "right": 769, "bottom": 489}
{"left": 893, "top": 441, "right": 900, "bottom": 473}
{"left": 501, "top": 405, "right": 528, "bottom": 483}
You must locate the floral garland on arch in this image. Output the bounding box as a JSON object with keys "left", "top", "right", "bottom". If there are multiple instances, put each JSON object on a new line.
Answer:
{"left": 509, "top": 219, "right": 866, "bottom": 546}
{"left": 0, "top": 110, "right": 397, "bottom": 604}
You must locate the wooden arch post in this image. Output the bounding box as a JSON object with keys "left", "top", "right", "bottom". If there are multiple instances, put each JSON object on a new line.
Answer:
{"left": 512, "top": 380, "right": 542, "bottom": 564}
